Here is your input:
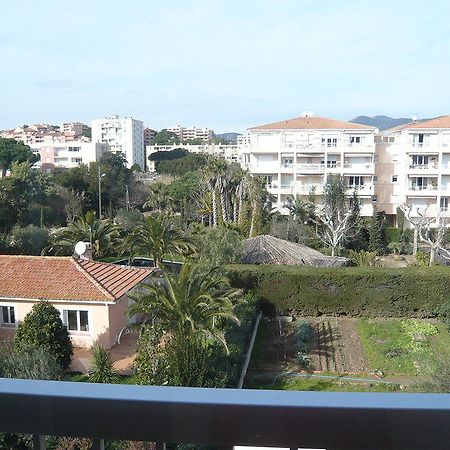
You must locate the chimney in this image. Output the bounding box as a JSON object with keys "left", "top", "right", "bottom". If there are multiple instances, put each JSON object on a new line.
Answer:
{"left": 74, "top": 242, "right": 93, "bottom": 261}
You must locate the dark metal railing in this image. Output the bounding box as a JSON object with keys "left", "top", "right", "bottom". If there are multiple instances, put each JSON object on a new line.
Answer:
{"left": 1, "top": 378, "right": 450, "bottom": 450}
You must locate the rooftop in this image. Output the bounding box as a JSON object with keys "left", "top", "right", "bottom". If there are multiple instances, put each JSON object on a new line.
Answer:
{"left": 249, "top": 115, "right": 376, "bottom": 131}
{"left": 0, "top": 255, "right": 155, "bottom": 303}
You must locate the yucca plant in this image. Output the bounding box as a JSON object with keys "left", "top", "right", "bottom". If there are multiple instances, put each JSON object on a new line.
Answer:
{"left": 88, "top": 344, "right": 120, "bottom": 384}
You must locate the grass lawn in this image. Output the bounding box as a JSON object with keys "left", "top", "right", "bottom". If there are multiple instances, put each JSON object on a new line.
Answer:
{"left": 245, "top": 373, "right": 401, "bottom": 392}
{"left": 358, "top": 318, "right": 450, "bottom": 376}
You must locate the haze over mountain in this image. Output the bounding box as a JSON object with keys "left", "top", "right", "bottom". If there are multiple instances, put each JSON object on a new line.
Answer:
{"left": 350, "top": 115, "right": 413, "bottom": 131}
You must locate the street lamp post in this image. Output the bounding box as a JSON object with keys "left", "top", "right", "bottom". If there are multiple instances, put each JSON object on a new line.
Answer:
{"left": 98, "top": 166, "right": 106, "bottom": 218}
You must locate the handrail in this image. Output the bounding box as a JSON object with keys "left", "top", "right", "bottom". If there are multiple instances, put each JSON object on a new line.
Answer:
{"left": 1, "top": 379, "right": 450, "bottom": 449}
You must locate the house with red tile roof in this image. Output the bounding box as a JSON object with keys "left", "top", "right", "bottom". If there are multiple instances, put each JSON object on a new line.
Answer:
{"left": 0, "top": 255, "right": 157, "bottom": 349}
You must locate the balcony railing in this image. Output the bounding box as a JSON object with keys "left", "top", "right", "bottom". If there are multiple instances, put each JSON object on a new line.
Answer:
{"left": 409, "top": 163, "right": 439, "bottom": 169}
{"left": 1, "top": 379, "right": 450, "bottom": 450}
{"left": 347, "top": 184, "right": 373, "bottom": 191}
{"left": 409, "top": 185, "right": 438, "bottom": 191}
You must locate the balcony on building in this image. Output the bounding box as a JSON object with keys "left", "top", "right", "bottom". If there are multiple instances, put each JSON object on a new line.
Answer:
{"left": 408, "top": 176, "right": 438, "bottom": 193}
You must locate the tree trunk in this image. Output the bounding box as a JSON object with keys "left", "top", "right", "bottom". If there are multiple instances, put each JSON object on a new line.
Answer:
{"left": 211, "top": 189, "right": 217, "bottom": 228}
{"left": 220, "top": 188, "right": 228, "bottom": 223}
{"left": 413, "top": 228, "right": 418, "bottom": 259}
{"left": 429, "top": 245, "right": 435, "bottom": 266}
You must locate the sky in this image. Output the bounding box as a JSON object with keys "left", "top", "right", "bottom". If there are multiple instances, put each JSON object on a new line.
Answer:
{"left": 1, "top": 0, "right": 450, "bottom": 133}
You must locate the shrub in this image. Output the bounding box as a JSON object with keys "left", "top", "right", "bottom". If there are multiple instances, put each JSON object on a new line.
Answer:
{"left": 348, "top": 250, "right": 379, "bottom": 267}
{"left": 197, "top": 227, "right": 243, "bottom": 267}
{"left": 227, "top": 265, "right": 450, "bottom": 318}
{"left": 385, "top": 227, "right": 403, "bottom": 245}
{"left": 15, "top": 301, "right": 73, "bottom": 369}
{"left": 88, "top": 345, "right": 120, "bottom": 383}
{"left": 295, "top": 320, "right": 313, "bottom": 367}
{"left": 9, "top": 225, "right": 50, "bottom": 255}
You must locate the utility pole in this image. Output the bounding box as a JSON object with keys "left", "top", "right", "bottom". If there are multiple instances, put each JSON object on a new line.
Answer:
{"left": 125, "top": 184, "right": 130, "bottom": 210}
{"left": 98, "top": 165, "right": 104, "bottom": 218}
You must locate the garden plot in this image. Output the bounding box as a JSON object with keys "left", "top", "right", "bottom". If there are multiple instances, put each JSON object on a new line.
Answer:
{"left": 248, "top": 316, "right": 368, "bottom": 374}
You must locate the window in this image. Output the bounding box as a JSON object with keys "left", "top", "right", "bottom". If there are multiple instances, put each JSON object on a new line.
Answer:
{"left": 373, "top": 176, "right": 378, "bottom": 184}
{"left": 389, "top": 137, "right": 395, "bottom": 143}
{"left": 2, "top": 306, "right": 15, "bottom": 326}
{"left": 63, "top": 310, "right": 89, "bottom": 332}
{"left": 350, "top": 136, "right": 361, "bottom": 144}
{"left": 392, "top": 175, "right": 398, "bottom": 182}
{"left": 348, "top": 176, "right": 364, "bottom": 187}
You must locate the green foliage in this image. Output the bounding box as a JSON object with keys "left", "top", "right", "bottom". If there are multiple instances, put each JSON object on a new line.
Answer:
{"left": 88, "top": 345, "right": 120, "bottom": 383}
{"left": 295, "top": 320, "right": 313, "bottom": 367}
{"left": 9, "top": 224, "right": 50, "bottom": 255}
{"left": 227, "top": 264, "right": 450, "bottom": 318}
{"left": 152, "top": 130, "right": 180, "bottom": 145}
{"left": 197, "top": 226, "right": 243, "bottom": 266}
{"left": 368, "top": 208, "right": 385, "bottom": 254}
{"left": 348, "top": 249, "right": 379, "bottom": 267}
{"left": 385, "top": 227, "right": 402, "bottom": 245}
{"left": 0, "top": 343, "right": 62, "bottom": 380}
{"left": 0, "top": 137, "right": 39, "bottom": 176}
{"left": 114, "top": 208, "right": 143, "bottom": 232}
{"left": 157, "top": 153, "right": 209, "bottom": 176}
{"left": 15, "top": 301, "right": 73, "bottom": 369}
{"left": 45, "top": 211, "right": 120, "bottom": 258}
{"left": 414, "top": 251, "right": 429, "bottom": 267}
{"left": 148, "top": 148, "right": 188, "bottom": 162}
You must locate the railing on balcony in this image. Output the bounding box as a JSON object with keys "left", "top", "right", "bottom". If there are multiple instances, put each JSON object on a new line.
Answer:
{"left": 409, "top": 163, "right": 439, "bottom": 169}
{"left": 409, "top": 185, "right": 438, "bottom": 191}
{"left": 347, "top": 184, "right": 373, "bottom": 191}
{"left": 343, "top": 163, "right": 374, "bottom": 170}
{"left": 1, "top": 379, "right": 450, "bottom": 450}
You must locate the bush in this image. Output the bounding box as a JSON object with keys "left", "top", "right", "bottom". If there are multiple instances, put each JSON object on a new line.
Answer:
{"left": 385, "top": 227, "right": 403, "bottom": 245}
{"left": 9, "top": 225, "right": 50, "bottom": 255}
{"left": 348, "top": 250, "right": 379, "bottom": 267}
{"left": 295, "top": 320, "right": 313, "bottom": 367}
{"left": 15, "top": 301, "right": 73, "bottom": 369}
{"left": 227, "top": 265, "right": 450, "bottom": 318}
{"left": 197, "top": 227, "right": 243, "bottom": 266}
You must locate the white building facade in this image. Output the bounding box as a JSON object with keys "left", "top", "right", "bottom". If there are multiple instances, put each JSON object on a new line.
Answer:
{"left": 92, "top": 116, "right": 145, "bottom": 170}
{"left": 239, "top": 114, "right": 377, "bottom": 216}
{"left": 30, "top": 141, "right": 107, "bottom": 172}
{"left": 166, "top": 125, "right": 213, "bottom": 143}
{"left": 375, "top": 116, "right": 450, "bottom": 225}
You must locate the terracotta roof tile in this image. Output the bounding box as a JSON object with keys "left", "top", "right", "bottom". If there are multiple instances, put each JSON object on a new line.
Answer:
{"left": 0, "top": 256, "right": 155, "bottom": 302}
{"left": 249, "top": 116, "right": 375, "bottom": 131}
{"left": 405, "top": 116, "right": 450, "bottom": 129}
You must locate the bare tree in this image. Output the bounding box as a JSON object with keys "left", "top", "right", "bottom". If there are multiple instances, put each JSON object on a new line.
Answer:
{"left": 55, "top": 186, "right": 85, "bottom": 222}
{"left": 400, "top": 203, "right": 450, "bottom": 265}
{"left": 314, "top": 205, "right": 353, "bottom": 256}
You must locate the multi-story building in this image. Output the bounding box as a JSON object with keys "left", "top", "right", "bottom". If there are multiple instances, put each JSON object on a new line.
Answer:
{"left": 61, "top": 122, "right": 89, "bottom": 137}
{"left": 91, "top": 116, "right": 145, "bottom": 170}
{"left": 166, "top": 125, "right": 213, "bottom": 143}
{"left": 143, "top": 127, "right": 157, "bottom": 146}
{"left": 0, "top": 124, "right": 75, "bottom": 145}
{"left": 146, "top": 143, "right": 238, "bottom": 171}
{"left": 375, "top": 116, "right": 450, "bottom": 225}
{"left": 30, "top": 141, "right": 107, "bottom": 172}
{"left": 239, "top": 114, "right": 377, "bottom": 215}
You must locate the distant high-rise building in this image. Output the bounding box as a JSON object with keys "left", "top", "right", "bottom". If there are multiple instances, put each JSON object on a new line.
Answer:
{"left": 166, "top": 125, "right": 213, "bottom": 143}
{"left": 91, "top": 116, "right": 145, "bottom": 170}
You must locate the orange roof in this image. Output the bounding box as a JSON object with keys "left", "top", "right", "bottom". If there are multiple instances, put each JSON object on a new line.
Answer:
{"left": 405, "top": 116, "right": 450, "bottom": 129}
{"left": 249, "top": 116, "right": 375, "bottom": 131}
{"left": 0, "top": 256, "right": 155, "bottom": 303}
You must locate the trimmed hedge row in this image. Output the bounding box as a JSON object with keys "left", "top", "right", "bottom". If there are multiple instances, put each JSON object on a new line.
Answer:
{"left": 226, "top": 265, "right": 450, "bottom": 318}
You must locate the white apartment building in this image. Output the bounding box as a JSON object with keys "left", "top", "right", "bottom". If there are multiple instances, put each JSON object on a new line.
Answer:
{"left": 91, "top": 116, "right": 145, "bottom": 170}
{"left": 239, "top": 114, "right": 377, "bottom": 216}
{"left": 166, "top": 125, "right": 213, "bottom": 143}
{"left": 375, "top": 116, "right": 450, "bottom": 225}
{"left": 30, "top": 141, "right": 107, "bottom": 172}
{"left": 146, "top": 143, "right": 238, "bottom": 171}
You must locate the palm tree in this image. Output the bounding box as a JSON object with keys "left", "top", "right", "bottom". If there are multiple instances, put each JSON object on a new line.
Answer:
{"left": 123, "top": 215, "right": 195, "bottom": 268}
{"left": 143, "top": 182, "right": 174, "bottom": 213}
{"left": 88, "top": 344, "right": 120, "bottom": 383}
{"left": 43, "top": 211, "right": 120, "bottom": 258}
{"left": 248, "top": 176, "right": 268, "bottom": 237}
{"left": 128, "top": 264, "right": 241, "bottom": 352}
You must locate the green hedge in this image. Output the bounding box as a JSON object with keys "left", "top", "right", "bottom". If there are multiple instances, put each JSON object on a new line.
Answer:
{"left": 226, "top": 265, "right": 450, "bottom": 318}
{"left": 384, "top": 227, "right": 402, "bottom": 244}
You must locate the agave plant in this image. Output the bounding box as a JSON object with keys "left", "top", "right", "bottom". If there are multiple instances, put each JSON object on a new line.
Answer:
{"left": 88, "top": 344, "right": 120, "bottom": 384}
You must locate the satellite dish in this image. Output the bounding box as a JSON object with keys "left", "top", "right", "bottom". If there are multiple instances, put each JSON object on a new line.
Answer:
{"left": 75, "top": 241, "right": 87, "bottom": 256}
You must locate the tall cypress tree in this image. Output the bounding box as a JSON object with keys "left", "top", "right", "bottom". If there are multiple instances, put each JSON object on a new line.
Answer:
{"left": 369, "top": 207, "right": 384, "bottom": 254}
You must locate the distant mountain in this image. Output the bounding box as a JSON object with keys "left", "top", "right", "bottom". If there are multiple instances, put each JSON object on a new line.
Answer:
{"left": 215, "top": 132, "right": 242, "bottom": 143}
{"left": 350, "top": 115, "right": 413, "bottom": 131}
